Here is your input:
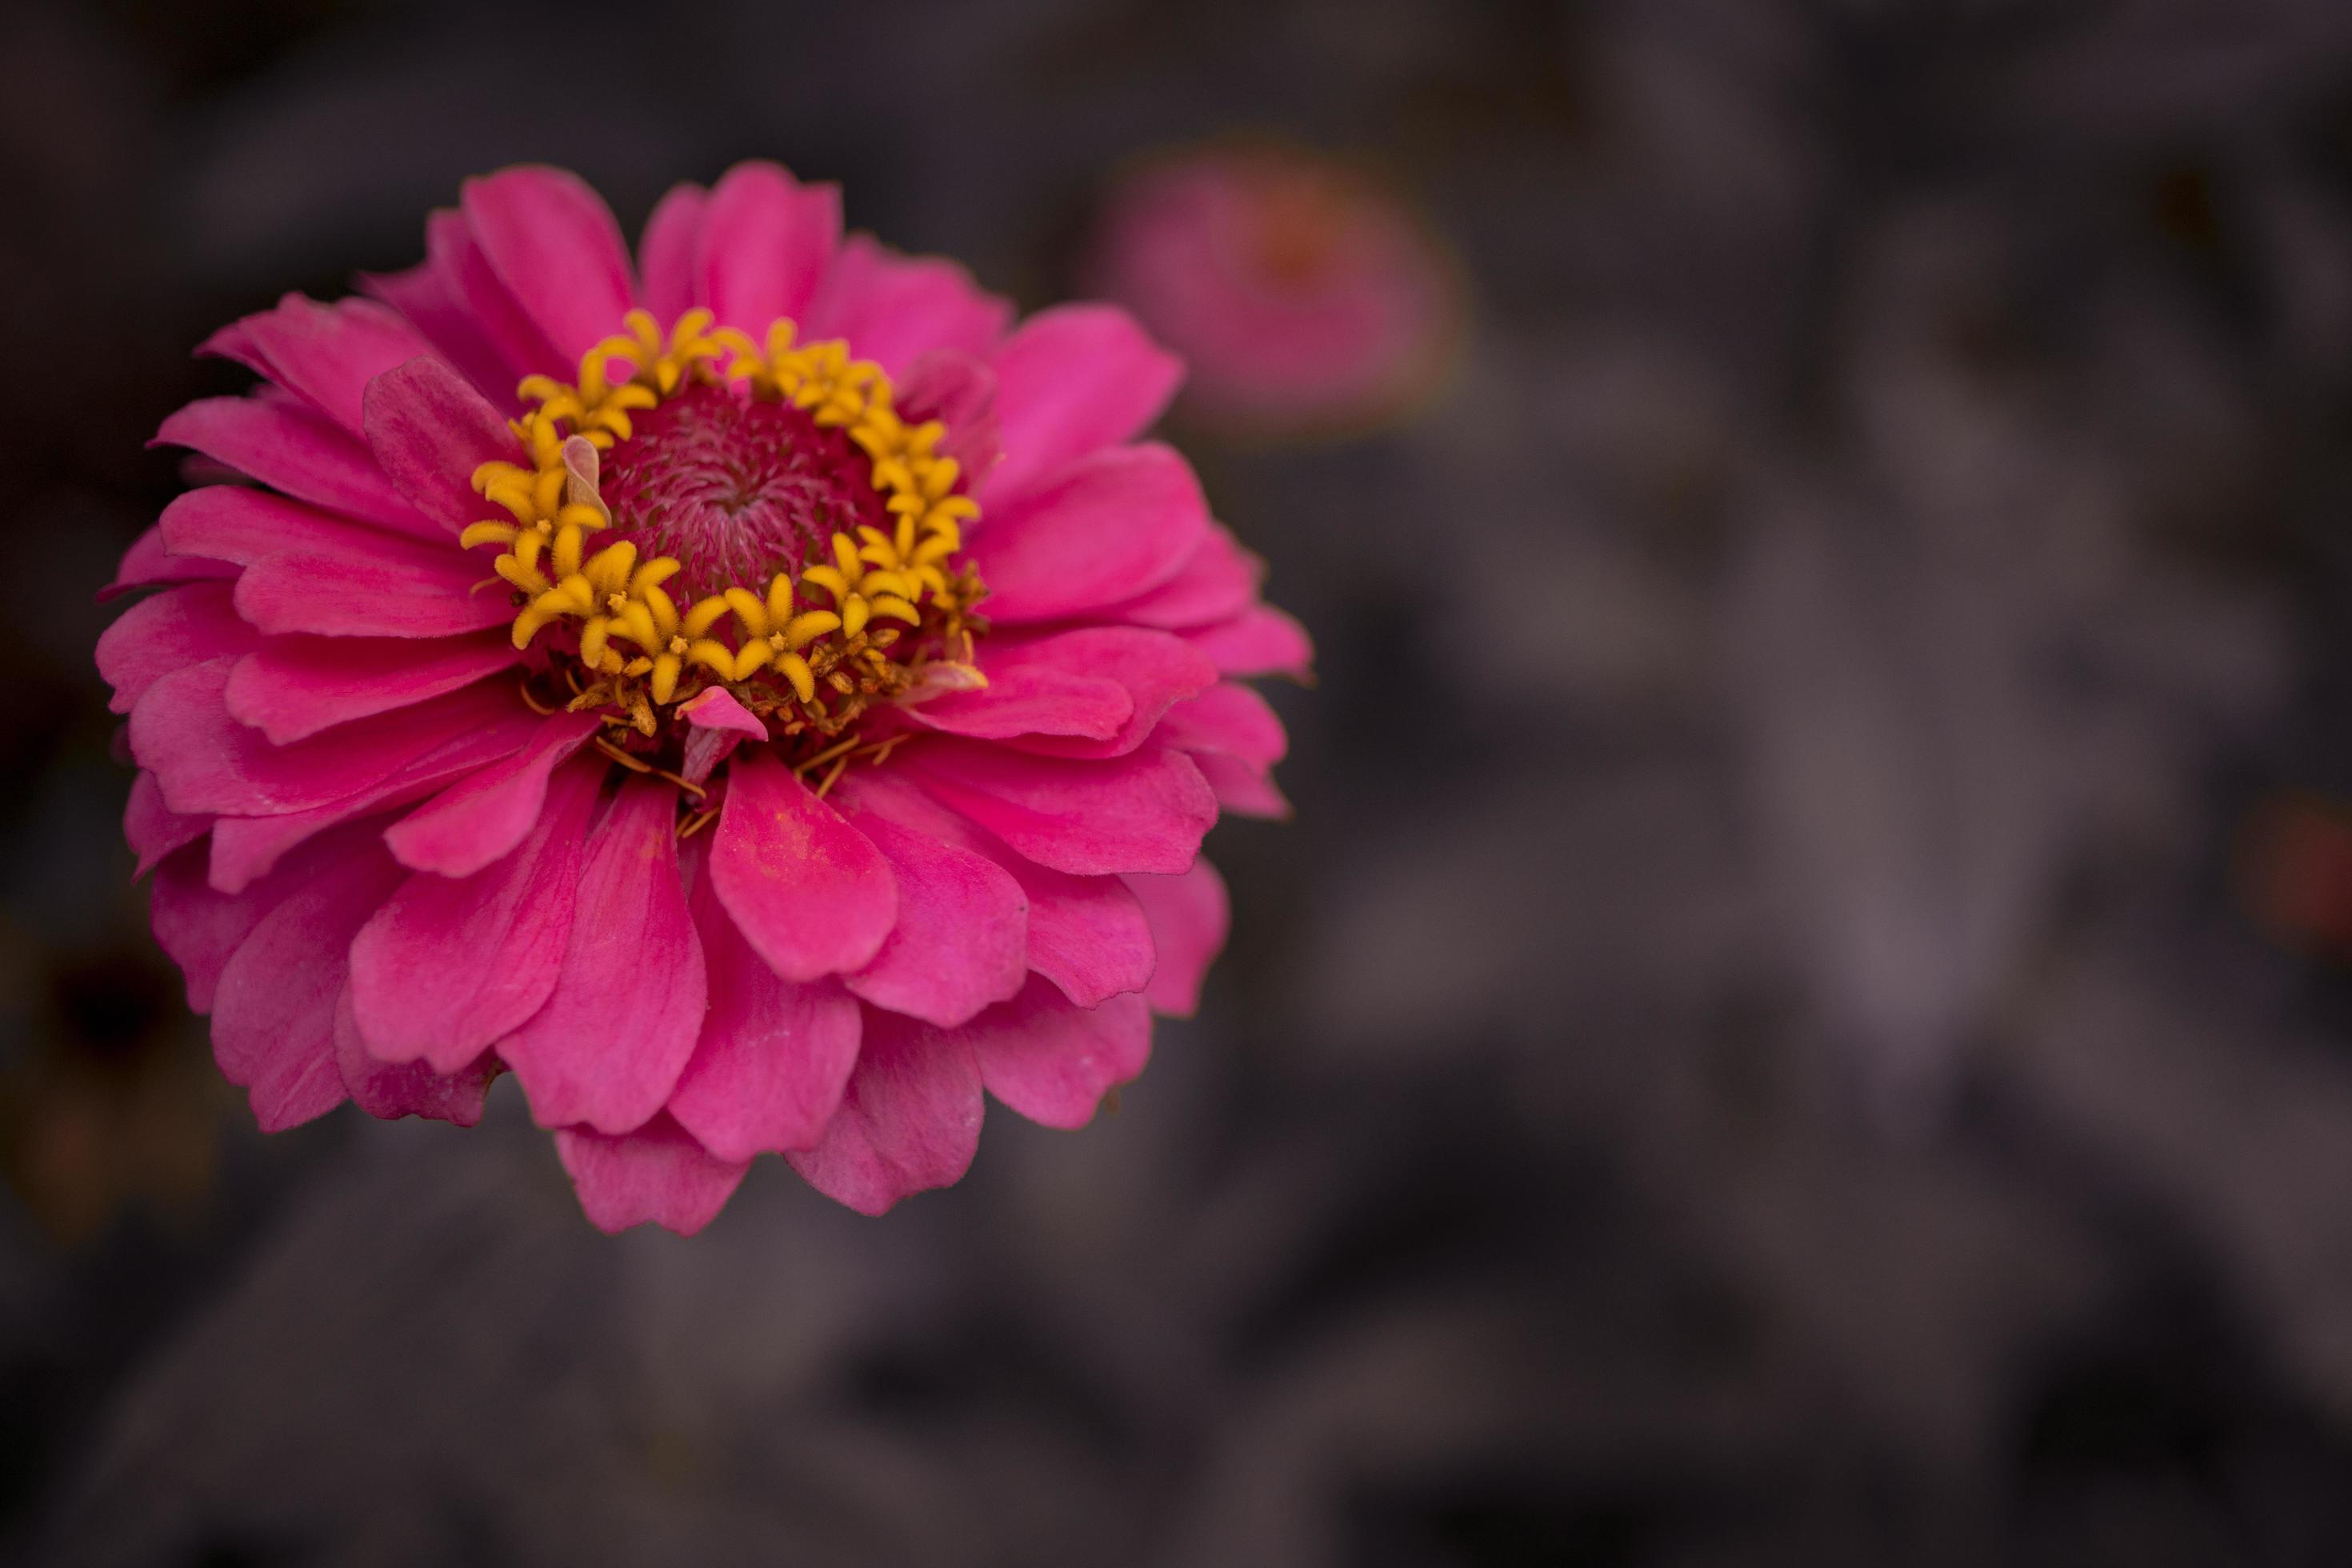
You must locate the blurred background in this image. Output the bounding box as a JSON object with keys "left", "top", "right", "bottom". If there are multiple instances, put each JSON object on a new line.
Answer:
{"left": 9, "top": 0, "right": 2352, "bottom": 1562}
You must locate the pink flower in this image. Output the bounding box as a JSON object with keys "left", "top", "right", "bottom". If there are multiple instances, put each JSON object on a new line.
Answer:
{"left": 99, "top": 162, "right": 1307, "bottom": 1234}
{"left": 1083, "top": 145, "right": 1464, "bottom": 437}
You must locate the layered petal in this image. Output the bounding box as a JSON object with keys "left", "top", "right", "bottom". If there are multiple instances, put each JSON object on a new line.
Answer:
{"left": 973, "top": 444, "right": 1208, "bottom": 623}
{"left": 1182, "top": 605, "right": 1314, "bottom": 680}
{"left": 1157, "top": 681, "right": 1290, "bottom": 818}
{"left": 786, "top": 1007, "right": 982, "bottom": 1216}
{"left": 1105, "top": 523, "right": 1261, "bottom": 631}
{"left": 710, "top": 750, "right": 896, "bottom": 982}
{"left": 1124, "top": 858, "right": 1230, "bottom": 1017}
{"left": 501, "top": 778, "right": 706, "bottom": 1134}
{"left": 358, "top": 221, "right": 523, "bottom": 407}
{"left": 132, "top": 664, "right": 523, "bottom": 818}
{"left": 841, "top": 807, "right": 1029, "bottom": 1027}
{"left": 838, "top": 771, "right": 1154, "bottom": 1007}
{"left": 966, "top": 978, "right": 1152, "bottom": 1130}
{"left": 97, "top": 582, "right": 262, "bottom": 714}
{"left": 384, "top": 710, "right": 602, "bottom": 877}
{"left": 211, "top": 839, "right": 407, "bottom": 1131}
{"left": 232, "top": 535, "right": 514, "bottom": 639}
{"left": 701, "top": 161, "right": 840, "bottom": 333}
{"left": 667, "top": 839, "right": 863, "bottom": 1159}
{"left": 905, "top": 665, "right": 1132, "bottom": 742}
{"left": 985, "top": 627, "right": 1218, "bottom": 758}
{"left": 804, "top": 234, "right": 1010, "bottom": 378}
{"left": 416, "top": 206, "right": 559, "bottom": 386}
{"left": 125, "top": 771, "right": 210, "bottom": 878}
{"left": 346, "top": 756, "right": 602, "bottom": 1072}
{"left": 200, "top": 294, "right": 433, "bottom": 439}
{"left": 983, "top": 304, "right": 1182, "bottom": 502}
{"left": 204, "top": 702, "right": 542, "bottom": 893}
{"left": 224, "top": 630, "right": 520, "bottom": 745}
{"left": 638, "top": 182, "right": 708, "bottom": 324}
{"left": 100, "top": 523, "right": 237, "bottom": 601}
{"left": 461, "top": 166, "right": 638, "bottom": 365}
{"left": 902, "top": 739, "right": 1215, "bottom": 877}
{"left": 362, "top": 354, "right": 525, "bottom": 530}
{"left": 154, "top": 395, "right": 441, "bottom": 540}
{"left": 334, "top": 986, "right": 492, "bottom": 1126}
{"left": 557, "top": 1114, "right": 749, "bottom": 1237}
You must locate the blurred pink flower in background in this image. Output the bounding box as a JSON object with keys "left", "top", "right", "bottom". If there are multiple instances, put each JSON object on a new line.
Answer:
{"left": 97, "top": 162, "right": 1306, "bottom": 1235}
{"left": 1084, "top": 144, "right": 1464, "bottom": 438}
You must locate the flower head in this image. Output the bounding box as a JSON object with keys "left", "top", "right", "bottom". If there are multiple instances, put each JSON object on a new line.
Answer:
{"left": 99, "top": 162, "right": 1308, "bottom": 1234}
{"left": 1084, "top": 144, "right": 1464, "bottom": 437}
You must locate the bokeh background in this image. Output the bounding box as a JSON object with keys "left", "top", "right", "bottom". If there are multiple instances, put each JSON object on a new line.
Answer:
{"left": 10, "top": 0, "right": 2352, "bottom": 1562}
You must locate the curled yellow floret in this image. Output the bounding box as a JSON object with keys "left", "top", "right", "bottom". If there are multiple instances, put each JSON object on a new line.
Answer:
{"left": 459, "top": 309, "right": 984, "bottom": 734}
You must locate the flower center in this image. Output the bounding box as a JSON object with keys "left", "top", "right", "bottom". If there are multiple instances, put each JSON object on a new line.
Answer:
{"left": 458, "top": 310, "right": 985, "bottom": 766}
{"left": 597, "top": 380, "right": 889, "bottom": 603}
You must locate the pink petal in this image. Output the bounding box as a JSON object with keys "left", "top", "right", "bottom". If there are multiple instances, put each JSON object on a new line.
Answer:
{"left": 804, "top": 234, "right": 1011, "bottom": 378}
{"left": 1105, "top": 524, "right": 1261, "bottom": 630}
{"left": 966, "top": 978, "right": 1151, "bottom": 1130}
{"left": 101, "top": 524, "right": 238, "bottom": 602}
{"left": 638, "top": 182, "right": 708, "bottom": 324}
{"left": 232, "top": 542, "right": 512, "bottom": 639}
{"left": 1124, "top": 858, "right": 1230, "bottom": 1017}
{"left": 131, "top": 663, "right": 523, "bottom": 818}
{"left": 225, "top": 630, "right": 518, "bottom": 744}
{"left": 427, "top": 205, "right": 562, "bottom": 385}
{"left": 786, "top": 1007, "right": 982, "bottom": 1216}
{"left": 206, "top": 705, "right": 542, "bottom": 894}
{"left": 1190, "top": 749, "right": 1290, "bottom": 819}
{"left": 894, "top": 350, "right": 1003, "bottom": 482}
{"left": 988, "top": 627, "right": 1218, "bottom": 759}
{"left": 147, "top": 851, "right": 242, "bottom": 1014}
{"left": 333, "top": 985, "right": 490, "bottom": 1126}
{"left": 667, "top": 838, "right": 862, "bottom": 1159}
{"left": 700, "top": 161, "right": 840, "bottom": 333}
{"left": 126, "top": 771, "right": 210, "bottom": 878}
{"left": 383, "top": 710, "right": 602, "bottom": 876}
{"left": 344, "top": 755, "right": 602, "bottom": 1073}
{"left": 1182, "top": 605, "right": 1314, "bottom": 680}
{"left": 359, "top": 222, "right": 524, "bottom": 408}
{"left": 906, "top": 666, "right": 1133, "bottom": 742}
{"left": 160, "top": 488, "right": 508, "bottom": 640}
{"left": 210, "top": 839, "right": 406, "bottom": 1131}
{"left": 711, "top": 749, "right": 896, "bottom": 982}
{"left": 1158, "top": 682, "right": 1290, "bottom": 819}
{"left": 157, "top": 485, "right": 410, "bottom": 566}
{"left": 154, "top": 396, "right": 442, "bottom": 541}
{"left": 200, "top": 294, "right": 431, "bottom": 438}
{"left": 902, "top": 739, "right": 1215, "bottom": 877}
{"left": 556, "top": 1114, "right": 748, "bottom": 1236}
{"left": 973, "top": 444, "right": 1208, "bottom": 623}
{"left": 840, "top": 807, "right": 1029, "bottom": 1027}
{"left": 678, "top": 686, "right": 766, "bottom": 786}
{"left": 837, "top": 771, "right": 1153, "bottom": 1007}
{"left": 1158, "top": 681, "right": 1288, "bottom": 767}
{"left": 460, "top": 166, "right": 638, "bottom": 365}
{"left": 501, "top": 778, "right": 705, "bottom": 1134}
{"left": 362, "top": 354, "right": 525, "bottom": 531}
{"left": 982, "top": 304, "right": 1182, "bottom": 502}
{"left": 147, "top": 812, "right": 383, "bottom": 1009}
{"left": 98, "top": 582, "right": 262, "bottom": 715}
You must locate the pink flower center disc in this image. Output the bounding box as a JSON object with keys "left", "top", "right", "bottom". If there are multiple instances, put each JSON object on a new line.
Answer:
{"left": 598, "top": 380, "right": 892, "bottom": 602}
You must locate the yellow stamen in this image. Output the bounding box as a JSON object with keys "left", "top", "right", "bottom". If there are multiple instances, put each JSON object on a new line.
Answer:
{"left": 456, "top": 309, "right": 990, "bottom": 760}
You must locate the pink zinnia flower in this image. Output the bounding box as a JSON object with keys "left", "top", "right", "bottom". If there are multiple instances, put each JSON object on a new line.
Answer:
{"left": 1084, "top": 145, "right": 1464, "bottom": 437}
{"left": 98, "top": 162, "right": 1307, "bottom": 1234}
